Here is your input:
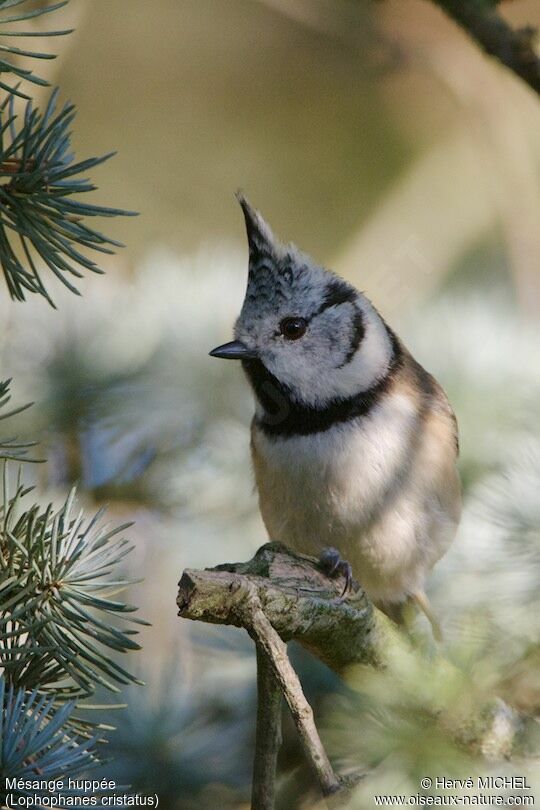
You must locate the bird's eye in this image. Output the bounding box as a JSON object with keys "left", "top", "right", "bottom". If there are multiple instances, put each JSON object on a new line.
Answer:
{"left": 279, "top": 316, "right": 307, "bottom": 340}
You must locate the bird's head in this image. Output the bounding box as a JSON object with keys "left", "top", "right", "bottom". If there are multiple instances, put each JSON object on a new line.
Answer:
{"left": 210, "top": 195, "right": 395, "bottom": 412}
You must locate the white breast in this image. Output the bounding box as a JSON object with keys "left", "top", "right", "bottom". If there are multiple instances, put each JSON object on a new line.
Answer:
{"left": 251, "top": 391, "right": 457, "bottom": 603}
{"left": 252, "top": 393, "right": 416, "bottom": 545}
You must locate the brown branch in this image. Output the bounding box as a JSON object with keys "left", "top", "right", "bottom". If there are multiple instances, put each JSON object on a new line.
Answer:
{"left": 177, "top": 542, "right": 391, "bottom": 674}
{"left": 245, "top": 582, "right": 340, "bottom": 798}
{"left": 429, "top": 0, "right": 540, "bottom": 95}
{"left": 177, "top": 543, "right": 529, "bottom": 805}
{"left": 251, "top": 645, "right": 282, "bottom": 810}
{"left": 177, "top": 543, "right": 383, "bottom": 804}
{"left": 0, "top": 158, "right": 37, "bottom": 175}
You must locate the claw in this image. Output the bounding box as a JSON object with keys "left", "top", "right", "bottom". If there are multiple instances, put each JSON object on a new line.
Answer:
{"left": 337, "top": 559, "right": 353, "bottom": 599}
{"left": 318, "top": 547, "right": 354, "bottom": 599}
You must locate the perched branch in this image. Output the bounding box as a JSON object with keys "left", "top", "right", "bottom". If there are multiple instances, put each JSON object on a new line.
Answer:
{"left": 177, "top": 542, "right": 391, "bottom": 674}
{"left": 177, "top": 544, "right": 530, "bottom": 788}
{"left": 429, "top": 0, "right": 540, "bottom": 95}
{"left": 177, "top": 544, "right": 392, "bottom": 804}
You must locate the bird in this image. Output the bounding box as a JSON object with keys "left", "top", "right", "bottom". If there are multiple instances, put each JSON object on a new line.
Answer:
{"left": 209, "top": 195, "right": 461, "bottom": 638}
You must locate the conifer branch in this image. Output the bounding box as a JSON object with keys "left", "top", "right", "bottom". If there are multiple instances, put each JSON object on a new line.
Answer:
{"left": 0, "top": 678, "right": 99, "bottom": 805}
{"left": 0, "top": 0, "right": 142, "bottom": 789}
{"left": 0, "top": 378, "right": 37, "bottom": 461}
{"left": 0, "top": 0, "right": 73, "bottom": 98}
{"left": 0, "top": 90, "right": 136, "bottom": 305}
{"left": 0, "top": 479, "right": 147, "bottom": 705}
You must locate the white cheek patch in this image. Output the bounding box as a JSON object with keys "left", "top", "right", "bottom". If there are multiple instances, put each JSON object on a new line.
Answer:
{"left": 268, "top": 300, "right": 393, "bottom": 407}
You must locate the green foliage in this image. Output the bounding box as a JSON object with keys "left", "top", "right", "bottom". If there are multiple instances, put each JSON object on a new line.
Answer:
{"left": 0, "top": 90, "right": 136, "bottom": 305}
{"left": 0, "top": 0, "right": 136, "bottom": 306}
{"left": 0, "top": 377, "right": 35, "bottom": 460}
{"left": 0, "top": 679, "right": 99, "bottom": 807}
{"left": 0, "top": 0, "right": 72, "bottom": 98}
{"left": 0, "top": 379, "right": 145, "bottom": 777}
{"left": 0, "top": 476, "right": 146, "bottom": 701}
{"left": 0, "top": 0, "right": 142, "bottom": 787}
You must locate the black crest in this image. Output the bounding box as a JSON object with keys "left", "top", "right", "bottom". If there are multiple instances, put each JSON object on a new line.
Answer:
{"left": 236, "top": 192, "right": 278, "bottom": 267}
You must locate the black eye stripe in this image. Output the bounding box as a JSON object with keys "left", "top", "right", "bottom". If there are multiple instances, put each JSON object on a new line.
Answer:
{"left": 338, "top": 306, "right": 365, "bottom": 367}
{"left": 314, "top": 279, "right": 357, "bottom": 317}
{"left": 274, "top": 279, "right": 362, "bottom": 356}
{"left": 292, "top": 279, "right": 357, "bottom": 327}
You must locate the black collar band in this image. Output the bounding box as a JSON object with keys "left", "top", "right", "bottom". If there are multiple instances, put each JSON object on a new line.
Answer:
{"left": 243, "top": 329, "right": 403, "bottom": 438}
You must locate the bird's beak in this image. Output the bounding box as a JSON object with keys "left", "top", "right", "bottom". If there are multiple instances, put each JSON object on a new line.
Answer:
{"left": 209, "top": 340, "right": 259, "bottom": 360}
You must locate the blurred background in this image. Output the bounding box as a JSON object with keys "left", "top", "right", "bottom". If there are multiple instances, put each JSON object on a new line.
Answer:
{"left": 1, "top": 0, "right": 540, "bottom": 807}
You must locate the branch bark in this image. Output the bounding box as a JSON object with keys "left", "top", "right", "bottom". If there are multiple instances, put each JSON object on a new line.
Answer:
{"left": 246, "top": 584, "right": 340, "bottom": 797}
{"left": 251, "top": 645, "right": 282, "bottom": 810}
{"left": 429, "top": 0, "right": 540, "bottom": 96}
{"left": 177, "top": 542, "right": 392, "bottom": 673}
{"left": 177, "top": 542, "right": 387, "bottom": 805}
{"left": 177, "top": 542, "right": 528, "bottom": 806}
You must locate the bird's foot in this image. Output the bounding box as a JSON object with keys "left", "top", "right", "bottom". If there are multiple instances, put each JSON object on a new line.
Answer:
{"left": 318, "top": 547, "right": 354, "bottom": 599}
